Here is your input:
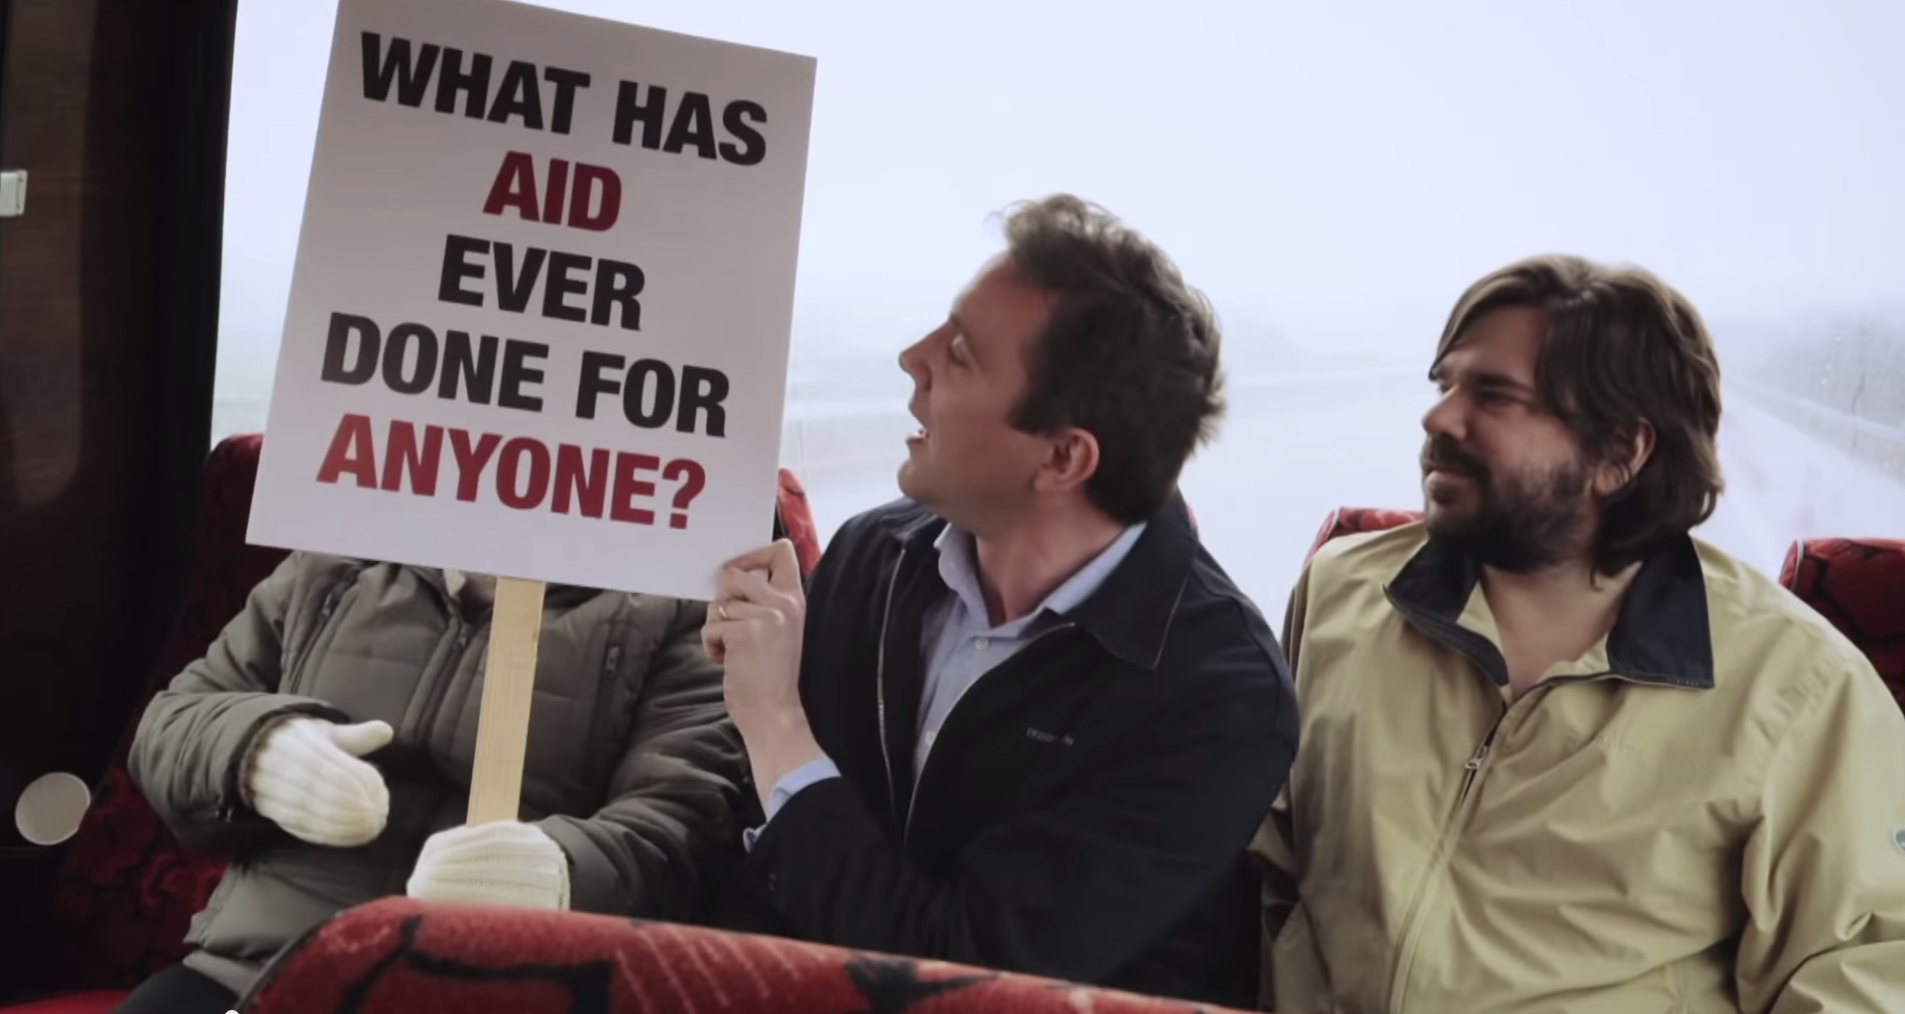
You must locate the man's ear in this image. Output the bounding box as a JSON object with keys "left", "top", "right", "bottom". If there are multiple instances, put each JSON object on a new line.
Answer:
{"left": 1593, "top": 419, "right": 1656, "bottom": 497}
{"left": 1035, "top": 426, "right": 1100, "bottom": 496}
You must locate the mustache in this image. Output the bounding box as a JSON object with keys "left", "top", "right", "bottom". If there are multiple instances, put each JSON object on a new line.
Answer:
{"left": 1421, "top": 437, "right": 1486, "bottom": 477}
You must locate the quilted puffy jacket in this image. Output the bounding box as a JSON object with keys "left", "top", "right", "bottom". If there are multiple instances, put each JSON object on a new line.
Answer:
{"left": 129, "top": 552, "right": 744, "bottom": 997}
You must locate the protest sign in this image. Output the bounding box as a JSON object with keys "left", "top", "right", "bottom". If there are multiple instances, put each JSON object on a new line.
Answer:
{"left": 247, "top": 0, "right": 814, "bottom": 825}
{"left": 248, "top": 0, "right": 816, "bottom": 604}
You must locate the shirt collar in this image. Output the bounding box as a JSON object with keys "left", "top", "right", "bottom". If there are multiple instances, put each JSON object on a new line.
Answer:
{"left": 933, "top": 521, "right": 1149, "bottom": 635}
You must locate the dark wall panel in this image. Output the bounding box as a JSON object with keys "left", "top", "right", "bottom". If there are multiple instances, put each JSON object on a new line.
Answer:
{"left": 0, "top": 0, "right": 233, "bottom": 995}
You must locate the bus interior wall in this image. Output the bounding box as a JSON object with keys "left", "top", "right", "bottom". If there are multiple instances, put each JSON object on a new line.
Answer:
{"left": 0, "top": 0, "right": 234, "bottom": 996}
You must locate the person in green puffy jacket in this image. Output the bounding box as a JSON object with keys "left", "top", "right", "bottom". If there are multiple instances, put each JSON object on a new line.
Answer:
{"left": 113, "top": 554, "right": 746, "bottom": 1014}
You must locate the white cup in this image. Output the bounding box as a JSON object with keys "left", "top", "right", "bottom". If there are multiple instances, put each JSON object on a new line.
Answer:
{"left": 14, "top": 772, "right": 91, "bottom": 846}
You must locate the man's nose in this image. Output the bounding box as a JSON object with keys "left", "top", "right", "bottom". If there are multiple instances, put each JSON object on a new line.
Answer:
{"left": 1422, "top": 389, "right": 1463, "bottom": 441}
{"left": 898, "top": 339, "right": 929, "bottom": 386}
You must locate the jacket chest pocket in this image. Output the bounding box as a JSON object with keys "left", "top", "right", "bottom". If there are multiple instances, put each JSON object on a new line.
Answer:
{"left": 916, "top": 696, "right": 1097, "bottom": 853}
{"left": 441, "top": 626, "right": 643, "bottom": 814}
{"left": 909, "top": 731, "right": 1041, "bottom": 867}
{"left": 282, "top": 587, "right": 442, "bottom": 725}
{"left": 281, "top": 586, "right": 349, "bottom": 697}
{"left": 1470, "top": 730, "right": 1742, "bottom": 942}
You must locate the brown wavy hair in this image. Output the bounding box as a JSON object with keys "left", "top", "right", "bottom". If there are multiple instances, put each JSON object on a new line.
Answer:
{"left": 1432, "top": 254, "right": 1725, "bottom": 574}
{"left": 999, "top": 195, "right": 1225, "bottom": 524}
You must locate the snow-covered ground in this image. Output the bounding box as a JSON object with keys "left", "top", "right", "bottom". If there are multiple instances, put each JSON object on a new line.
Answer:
{"left": 787, "top": 371, "right": 1905, "bottom": 616}
{"left": 214, "top": 367, "right": 1905, "bottom": 616}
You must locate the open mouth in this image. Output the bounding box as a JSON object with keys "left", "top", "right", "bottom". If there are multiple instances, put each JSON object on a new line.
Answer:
{"left": 1423, "top": 453, "right": 1480, "bottom": 477}
{"left": 1426, "top": 468, "right": 1479, "bottom": 489}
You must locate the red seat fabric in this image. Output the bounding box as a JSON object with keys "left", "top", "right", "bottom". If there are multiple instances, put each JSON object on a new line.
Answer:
{"left": 1305, "top": 506, "right": 1423, "bottom": 562}
{"left": 0, "top": 991, "right": 128, "bottom": 1014}
{"left": 777, "top": 468, "right": 821, "bottom": 576}
{"left": 244, "top": 897, "right": 1247, "bottom": 1014}
{"left": 21, "top": 434, "right": 824, "bottom": 1000}
{"left": 44, "top": 433, "right": 286, "bottom": 991}
{"left": 1779, "top": 537, "right": 1905, "bottom": 713}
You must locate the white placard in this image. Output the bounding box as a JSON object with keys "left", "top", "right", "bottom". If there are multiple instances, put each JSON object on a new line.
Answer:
{"left": 249, "top": 0, "right": 815, "bottom": 601}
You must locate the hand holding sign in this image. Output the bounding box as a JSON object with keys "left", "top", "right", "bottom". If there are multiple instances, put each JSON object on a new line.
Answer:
{"left": 704, "top": 539, "right": 826, "bottom": 807}
{"left": 703, "top": 539, "right": 804, "bottom": 680}
{"left": 408, "top": 818, "right": 570, "bottom": 909}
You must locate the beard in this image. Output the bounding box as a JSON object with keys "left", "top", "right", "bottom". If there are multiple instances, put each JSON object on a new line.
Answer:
{"left": 1421, "top": 436, "right": 1593, "bottom": 573}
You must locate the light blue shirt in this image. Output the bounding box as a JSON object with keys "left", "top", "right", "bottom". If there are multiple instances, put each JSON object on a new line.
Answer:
{"left": 744, "top": 520, "right": 1145, "bottom": 850}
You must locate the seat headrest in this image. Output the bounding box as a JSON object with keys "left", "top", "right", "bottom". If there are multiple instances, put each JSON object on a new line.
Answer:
{"left": 1306, "top": 506, "right": 1423, "bottom": 563}
{"left": 1779, "top": 538, "right": 1905, "bottom": 704}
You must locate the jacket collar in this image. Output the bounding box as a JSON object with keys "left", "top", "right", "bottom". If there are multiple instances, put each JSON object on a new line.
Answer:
{"left": 891, "top": 489, "right": 1200, "bottom": 671}
{"left": 410, "top": 566, "right": 600, "bottom": 610}
{"left": 1385, "top": 533, "right": 1715, "bottom": 689}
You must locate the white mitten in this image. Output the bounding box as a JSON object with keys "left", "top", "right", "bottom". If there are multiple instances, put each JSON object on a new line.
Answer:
{"left": 241, "top": 716, "right": 393, "bottom": 848}
{"left": 406, "top": 821, "right": 571, "bottom": 910}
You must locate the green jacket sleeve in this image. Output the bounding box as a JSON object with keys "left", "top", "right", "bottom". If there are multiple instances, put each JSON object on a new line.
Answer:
{"left": 1734, "top": 651, "right": 1905, "bottom": 1014}
{"left": 127, "top": 552, "right": 349, "bottom": 853}
{"left": 538, "top": 597, "right": 746, "bottom": 920}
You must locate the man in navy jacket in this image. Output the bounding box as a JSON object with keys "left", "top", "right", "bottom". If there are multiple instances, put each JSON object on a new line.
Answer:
{"left": 703, "top": 194, "right": 1298, "bottom": 1008}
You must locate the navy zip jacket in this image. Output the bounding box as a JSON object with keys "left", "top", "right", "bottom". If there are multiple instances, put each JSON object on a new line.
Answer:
{"left": 721, "top": 491, "right": 1298, "bottom": 1008}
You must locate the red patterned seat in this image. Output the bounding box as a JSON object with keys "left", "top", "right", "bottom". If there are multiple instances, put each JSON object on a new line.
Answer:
{"left": 777, "top": 468, "right": 822, "bottom": 575}
{"left": 6, "top": 434, "right": 822, "bottom": 1011}
{"left": 0, "top": 995, "right": 125, "bottom": 1014}
{"left": 40, "top": 434, "right": 286, "bottom": 996}
{"left": 1305, "top": 506, "right": 1423, "bottom": 562}
{"left": 245, "top": 897, "right": 1248, "bottom": 1014}
{"left": 1779, "top": 538, "right": 1905, "bottom": 714}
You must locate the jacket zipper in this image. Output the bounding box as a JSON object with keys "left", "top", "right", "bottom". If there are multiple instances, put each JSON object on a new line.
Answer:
{"left": 1456, "top": 728, "right": 1497, "bottom": 806}
{"left": 590, "top": 643, "right": 624, "bottom": 787}
{"left": 901, "top": 620, "right": 1077, "bottom": 847}
{"left": 284, "top": 587, "right": 345, "bottom": 697}
{"left": 873, "top": 549, "right": 906, "bottom": 823}
{"left": 392, "top": 618, "right": 470, "bottom": 851}
{"left": 405, "top": 582, "right": 470, "bottom": 744}
{"left": 424, "top": 623, "right": 471, "bottom": 741}
{"left": 1385, "top": 700, "right": 1511, "bottom": 1012}
{"left": 1378, "top": 596, "right": 1517, "bottom": 1011}
{"left": 1383, "top": 666, "right": 1693, "bottom": 1012}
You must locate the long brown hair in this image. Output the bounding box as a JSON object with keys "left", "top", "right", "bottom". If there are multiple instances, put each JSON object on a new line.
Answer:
{"left": 1433, "top": 254, "right": 1725, "bottom": 574}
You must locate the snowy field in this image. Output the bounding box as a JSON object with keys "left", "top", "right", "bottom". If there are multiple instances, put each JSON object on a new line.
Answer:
{"left": 213, "top": 369, "right": 1905, "bottom": 617}
{"left": 783, "top": 371, "right": 1905, "bottom": 617}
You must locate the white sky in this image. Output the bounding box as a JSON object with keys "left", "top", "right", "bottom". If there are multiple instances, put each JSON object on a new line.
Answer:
{"left": 218, "top": 0, "right": 1905, "bottom": 391}
{"left": 208, "top": 0, "right": 1905, "bottom": 596}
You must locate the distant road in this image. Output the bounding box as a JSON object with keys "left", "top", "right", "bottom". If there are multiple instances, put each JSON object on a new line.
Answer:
{"left": 789, "top": 370, "right": 1905, "bottom": 613}
{"left": 214, "top": 366, "right": 1905, "bottom": 614}
{"left": 1730, "top": 377, "right": 1905, "bottom": 452}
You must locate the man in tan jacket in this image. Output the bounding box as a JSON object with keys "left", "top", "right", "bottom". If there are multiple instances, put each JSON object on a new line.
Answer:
{"left": 1254, "top": 254, "right": 1905, "bottom": 1014}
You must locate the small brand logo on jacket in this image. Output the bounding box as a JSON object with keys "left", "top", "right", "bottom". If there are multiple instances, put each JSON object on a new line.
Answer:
{"left": 1026, "top": 727, "right": 1074, "bottom": 747}
{"left": 1893, "top": 826, "right": 1905, "bottom": 856}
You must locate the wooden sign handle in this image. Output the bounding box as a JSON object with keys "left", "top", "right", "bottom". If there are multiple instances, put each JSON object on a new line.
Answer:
{"left": 467, "top": 576, "right": 546, "bottom": 825}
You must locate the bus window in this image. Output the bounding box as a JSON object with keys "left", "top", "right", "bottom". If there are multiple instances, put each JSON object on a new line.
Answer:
{"left": 213, "top": 0, "right": 1905, "bottom": 609}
